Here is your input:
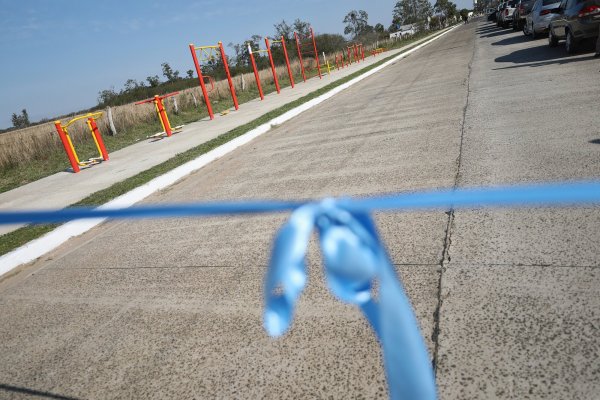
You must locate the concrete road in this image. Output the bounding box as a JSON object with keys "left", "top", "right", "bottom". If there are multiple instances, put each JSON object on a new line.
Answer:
{"left": 0, "top": 20, "right": 598, "bottom": 399}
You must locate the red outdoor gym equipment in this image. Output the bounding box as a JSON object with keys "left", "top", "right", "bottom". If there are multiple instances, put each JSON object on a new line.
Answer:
{"left": 135, "top": 92, "right": 182, "bottom": 138}
{"left": 247, "top": 39, "right": 283, "bottom": 101}
{"left": 189, "top": 41, "right": 239, "bottom": 120}
{"left": 294, "top": 27, "right": 322, "bottom": 82}
{"left": 266, "top": 36, "right": 295, "bottom": 89}
{"left": 54, "top": 112, "right": 109, "bottom": 173}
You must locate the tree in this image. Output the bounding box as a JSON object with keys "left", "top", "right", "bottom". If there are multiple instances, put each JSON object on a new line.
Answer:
{"left": 161, "top": 62, "right": 180, "bottom": 82}
{"left": 394, "top": 0, "right": 433, "bottom": 25}
{"left": 460, "top": 8, "right": 470, "bottom": 21}
{"left": 374, "top": 23, "right": 386, "bottom": 33}
{"left": 274, "top": 19, "right": 293, "bottom": 40}
{"left": 228, "top": 42, "right": 244, "bottom": 67}
{"left": 11, "top": 109, "right": 30, "bottom": 129}
{"left": 292, "top": 18, "right": 311, "bottom": 37}
{"left": 248, "top": 34, "right": 263, "bottom": 51}
{"left": 146, "top": 75, "right": 160, "bottom": 87}
{"left": 315, "top": 33, "right": 347, "bottom": 55}
{"left": 434, "top": 0, "right": 458, "bottom": 26}
{"left": 343, "top": 10, "right": 370, "bottom": 38}
{"left": 97, "top": 88, "right": 119, "bottom": 106}
{"left": 123, "top": 79, "right": 142, "bottom": 92}
{"left": 186, "top": 69, "right": 194, "bottom": 79}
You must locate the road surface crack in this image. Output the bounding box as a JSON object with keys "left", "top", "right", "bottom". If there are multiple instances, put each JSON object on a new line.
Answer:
{"left": 431, "top": 30, "right": 476, "bottom": 374}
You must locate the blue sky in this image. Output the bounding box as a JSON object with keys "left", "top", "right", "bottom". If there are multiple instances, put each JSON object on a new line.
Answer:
{"left": 0, "top": 0, "right": 470, "bottom": 129}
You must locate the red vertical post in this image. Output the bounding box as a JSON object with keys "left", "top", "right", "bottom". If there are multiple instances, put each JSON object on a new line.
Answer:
{"left": 265, "top": 38, "right": 281, "bottom": 94}
{"left": 189, "top": 44, "right": 214, "bottom": 120}
{"left": 310, "top": 27, "right": 322, "bottom": 79}
{"left": 218, "top": 41, "right": 239, "bottom": 111}
{"left": 280, "top": 36, "right": 295, "bottom": 88}
{"left": 156, "top": 96, "right": 172, "bottom": 137}
{"left": 54, "top": 121, "right": 80, "bottom": 173}
{"left": 248, "top": 45, "right": 264, "bottom": 100}
{"left": 88, "top": 118, "right": 109, "bottom": 161}
{"left": 347, "top": 47, "right": 352, "bottom": 64}
{"left": 294, "top": 32, "right": 307, "bottom": 82}
{"left": 361, "top": 44, "right": 365, "bottom": 61}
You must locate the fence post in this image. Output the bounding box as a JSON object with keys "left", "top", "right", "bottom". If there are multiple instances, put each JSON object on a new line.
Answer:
{"left": 172, "top": 97, "right": 179, "bottom": 114}
{"left": 107, "top": 106, "right": 117, "bottom": 136}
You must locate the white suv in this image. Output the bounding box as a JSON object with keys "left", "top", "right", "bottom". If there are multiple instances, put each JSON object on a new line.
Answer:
{"left": 500, "top": 0, "right": 520, "bottom": 27}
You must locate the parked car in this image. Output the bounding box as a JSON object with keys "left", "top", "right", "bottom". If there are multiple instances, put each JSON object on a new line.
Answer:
{"left": 497, "top": 3, "right": 507, "bottom": 26}
{"left": 548, "top": 0, "right": 600, "bottom": 53}
{"left": 524, "top": 0, "right": 562, "bottom": 38}
{"left": 513, "top": 0, "right": 536, "bottom": 30}
{"left": 499, "top": 0, "right": 519, "bottom": 27}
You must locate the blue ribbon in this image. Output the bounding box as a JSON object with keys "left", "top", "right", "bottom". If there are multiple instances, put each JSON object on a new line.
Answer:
{"left": 264, "top": 199, "right": 436, "bottom": 399}
{"left": 1, "top": 181, "right": 599, "bottom": 225}
{"left": 1, "top": 181, "right": 600, "bottom": 400}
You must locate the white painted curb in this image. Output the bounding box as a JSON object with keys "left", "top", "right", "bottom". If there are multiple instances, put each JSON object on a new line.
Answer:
{"left": 0, "top": 25, "right": 460, "bottom": 278}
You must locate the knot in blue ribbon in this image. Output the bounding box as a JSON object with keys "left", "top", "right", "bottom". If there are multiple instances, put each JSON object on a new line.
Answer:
{"left": 264, "top": 199, "right": 437, "bottom": 400}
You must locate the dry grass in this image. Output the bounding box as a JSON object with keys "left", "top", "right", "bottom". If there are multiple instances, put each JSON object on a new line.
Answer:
{"left": 0, "top": 60, "right": 306, "bottom": 170}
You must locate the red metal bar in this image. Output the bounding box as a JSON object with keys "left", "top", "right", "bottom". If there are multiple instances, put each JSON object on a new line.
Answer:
{"left": 248, "top": 45, "right": 264, "bottom": 100}
{"left": 265, "top": 38, "right": 280, "bottom": 94}
{"left": 135, "top": 92, "right": 179, "bottom": 105}
{"left": 54, "top": 121, "right": 80, "bottom": 173}
{"left": 280, "top": 36, "right": 294, "bottom": 88}
{"left": 361, "top": 44, "right": 365, "bottom": 61}
{"left": 347, "top": 47, "right": 352, "bottom": 64}
{"left": 294, "top": 32, "right": 307, "bottom": 82}
{"left": 310, "top": 28, "right": 322, "bottom": 79}
{"left": 155, "top": 95, "right": 172, "bottom": 137}
{"left": 219, "top": 41, "right": 239, "bottom": 111}
{"left": 189, "top": 43, "right": 214, "bottom": 120}
{"left": 88, "top": 118, "right": 109, "bottom": 161}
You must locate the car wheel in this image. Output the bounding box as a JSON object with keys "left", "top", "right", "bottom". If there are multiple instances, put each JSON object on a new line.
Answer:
{"left": 548, "top": 29, "right": 559, "bottom": 47}
{"left": 565, "top": 29, "right": 578, "bottom": 54}
{"left": 523, "top": 22, "right": 529, "bottom": 36}
{"left": 531, "top": 23, "right": 538, "bottom": 39}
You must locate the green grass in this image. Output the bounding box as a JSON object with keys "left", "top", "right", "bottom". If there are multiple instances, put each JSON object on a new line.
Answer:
{"left": 0, "top": 28, "right": 453, "bottom": 257}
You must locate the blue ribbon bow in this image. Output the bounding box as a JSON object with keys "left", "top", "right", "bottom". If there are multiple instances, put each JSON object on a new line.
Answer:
{"left": 264, "top": 199, "right": 437, "bottom": 400}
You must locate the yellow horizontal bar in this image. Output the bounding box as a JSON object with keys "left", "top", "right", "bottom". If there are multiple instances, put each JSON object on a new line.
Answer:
{"left": 255, "top": 49, "right": 269, "bottom": 53}
{"left": 64, "top": 112, "right": 103, "bottom": 128}
{"left": 195, "top": 45, "right": 219, "bottom": 50}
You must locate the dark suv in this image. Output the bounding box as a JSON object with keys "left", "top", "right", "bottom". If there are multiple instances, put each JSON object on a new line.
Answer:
{"left": 548, "top": 0, "right": 600, "bottom": 53}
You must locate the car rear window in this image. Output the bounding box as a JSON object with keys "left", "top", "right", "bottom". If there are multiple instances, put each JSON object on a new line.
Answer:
{"left": 509, "top": 0, "right": 519, "bottom": 5}
{"left": 542, "top": 0, "right": 558, "bottom": 4}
